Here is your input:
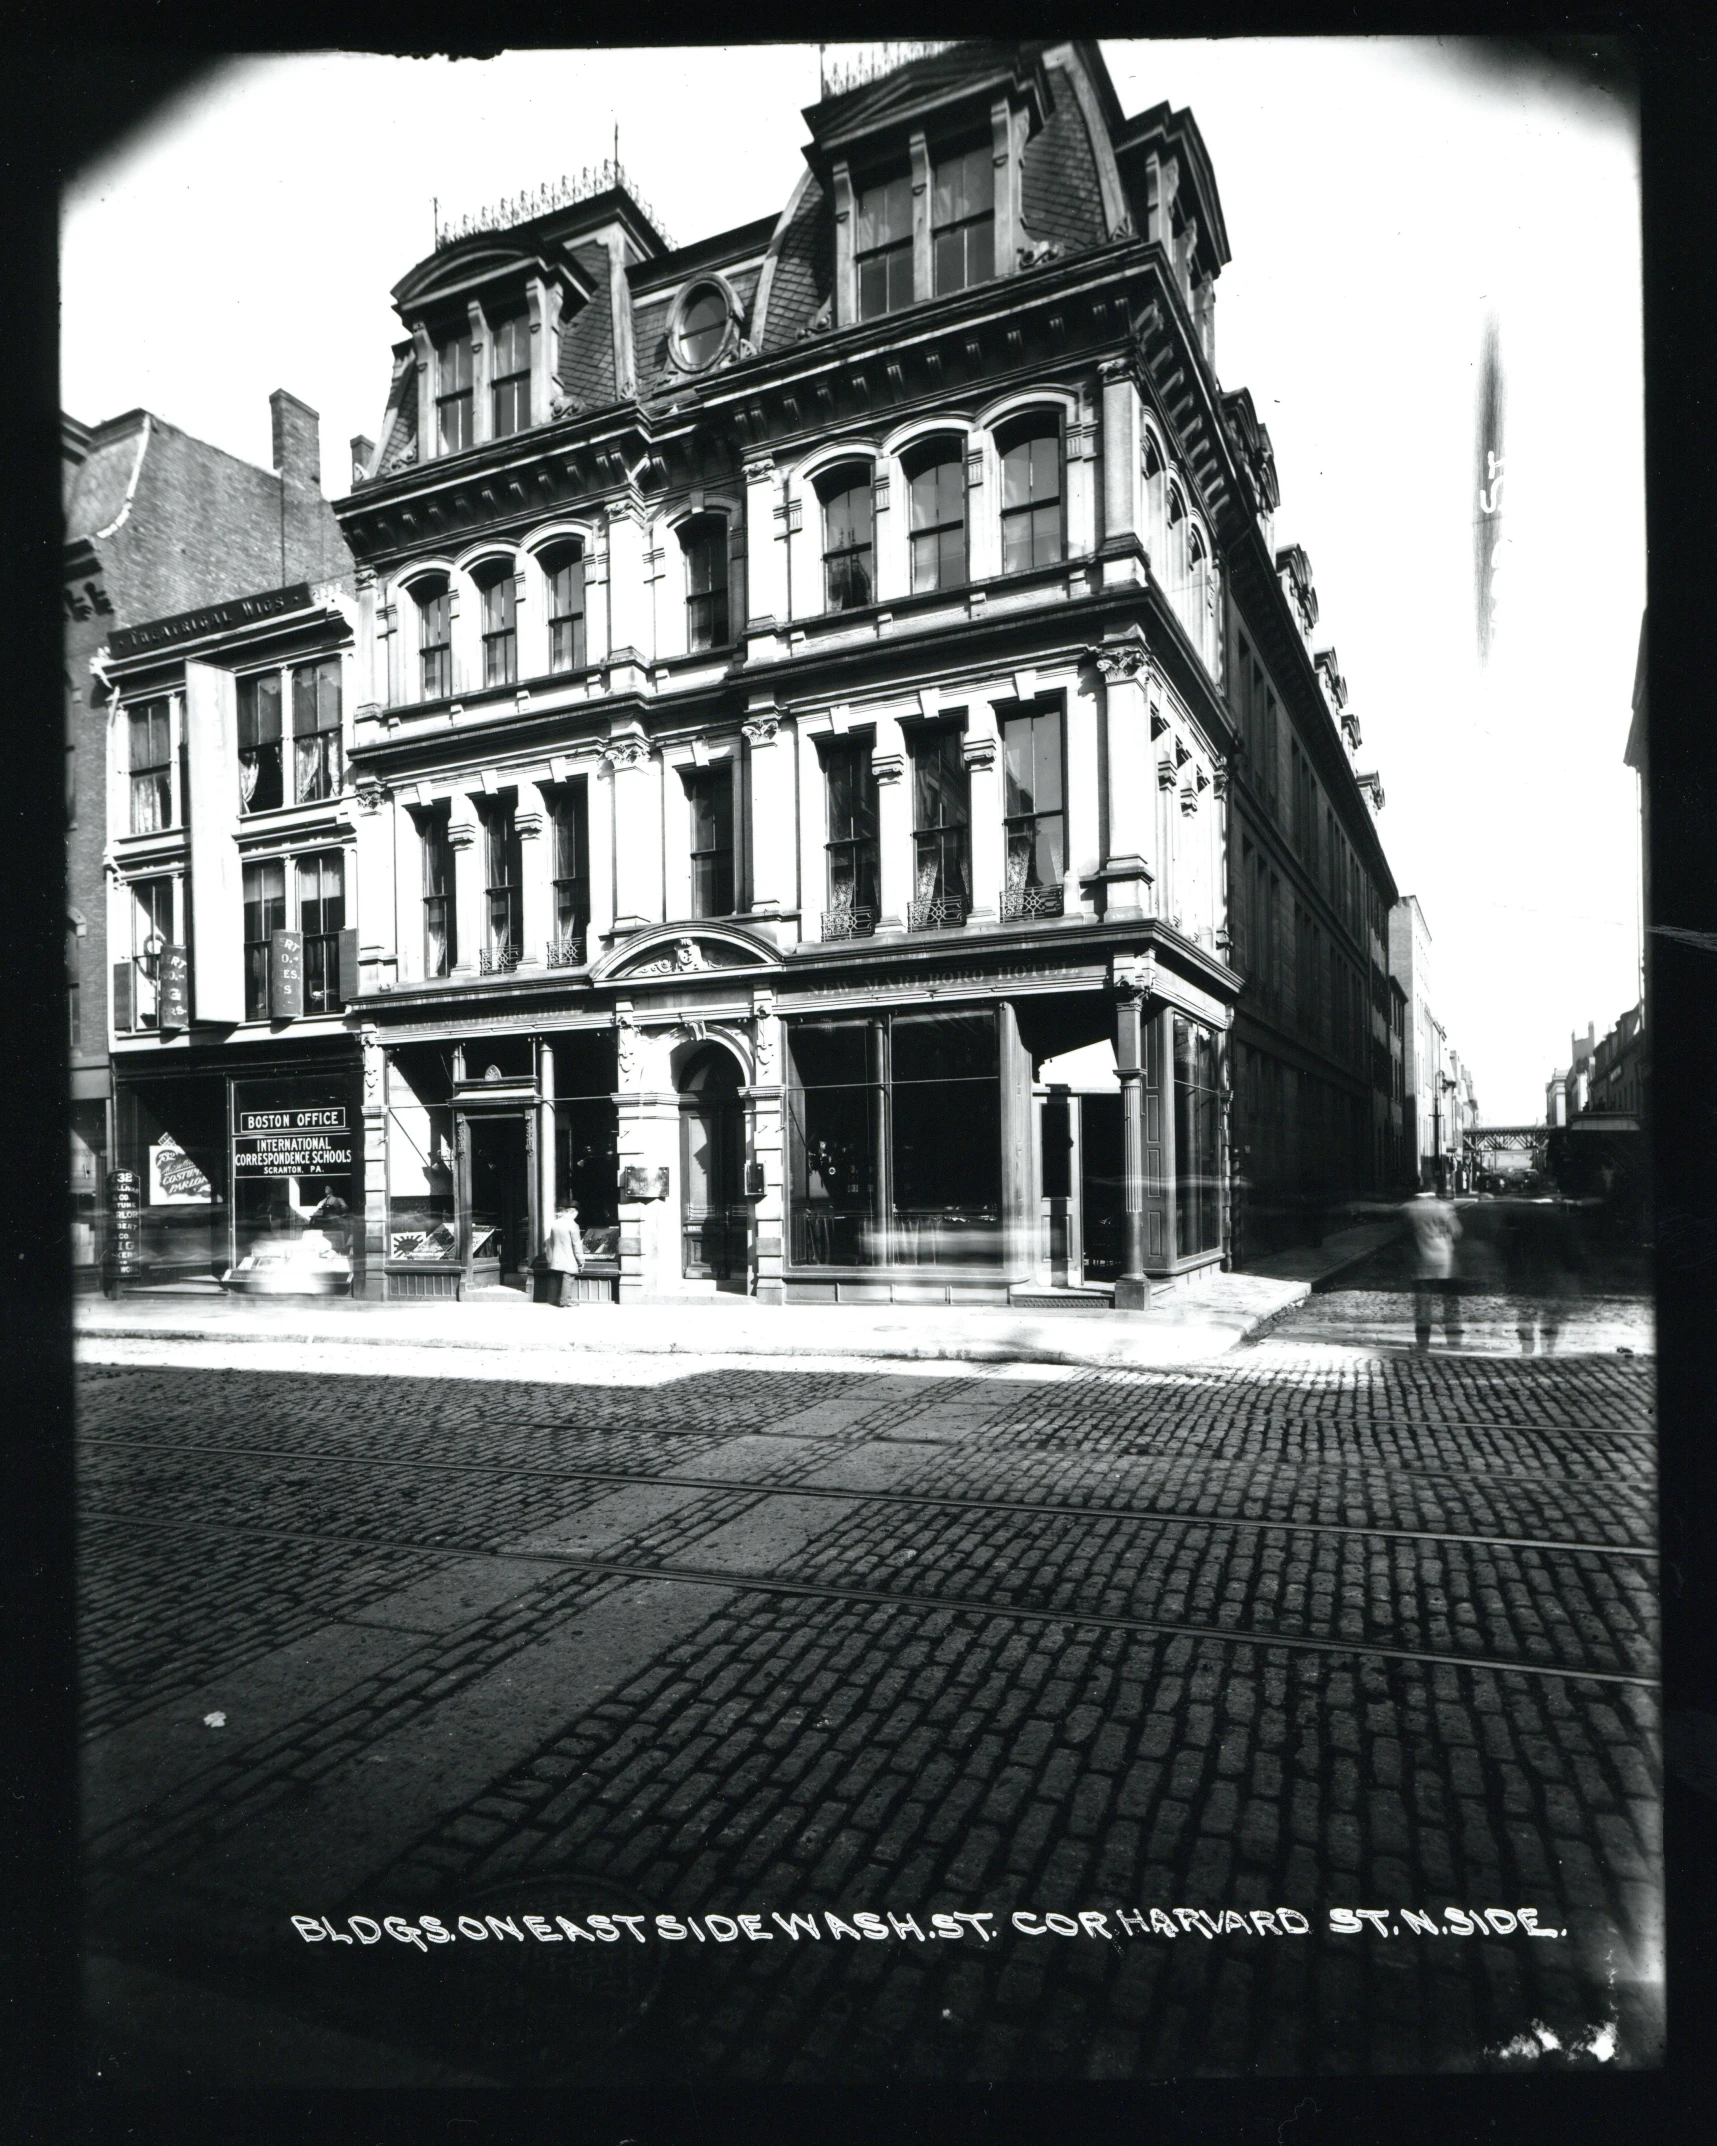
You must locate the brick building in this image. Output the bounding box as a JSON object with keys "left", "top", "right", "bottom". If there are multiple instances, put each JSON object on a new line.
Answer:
{"left": 65, "top": 394, "right": 350, "bottom": 1276}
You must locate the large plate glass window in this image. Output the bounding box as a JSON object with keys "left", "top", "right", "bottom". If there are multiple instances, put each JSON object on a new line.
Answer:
{"left": 1174, "top": 1015, "right": 1222, "bottom": 1258}
{"left": 855, "top": 172, "right": 912, "bottom": 320}
{"left": 999, "top": 416, "right": 1064, "bottom": 574}
{"left": 905, "top": 438, "right": 966, "bottom": 594}
{"left": 1001, "top": 701, "right": 1065, "bottom": 918}
{"left": 820, "top": 468, "right": 873, "bottom": 612}
{"left": 128, "top": 699, "right": 172, "bottom": 834}
{"left": 932, "top": 142, "right": 994, "bottom": 296}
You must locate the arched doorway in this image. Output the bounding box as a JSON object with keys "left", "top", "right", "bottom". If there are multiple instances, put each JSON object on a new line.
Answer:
{"left": 679, "top": 1043, "right": 746, "bottom": 1286}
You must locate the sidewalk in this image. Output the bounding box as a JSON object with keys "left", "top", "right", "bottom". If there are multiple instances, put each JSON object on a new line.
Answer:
{"left": 74, "top": 1221, "right": 1401, "bottom": 1375}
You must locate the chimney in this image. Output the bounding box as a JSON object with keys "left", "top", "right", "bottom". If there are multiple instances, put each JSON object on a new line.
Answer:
{"left": 270, "top": 389, "right": 321, "bottom": 490}
{"left": 350, "top": 435, "right": 375, "bottom": 488}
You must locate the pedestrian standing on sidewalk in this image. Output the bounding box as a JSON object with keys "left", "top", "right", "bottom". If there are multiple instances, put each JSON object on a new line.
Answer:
{"left": 1500, "top": 1190, "right": 1584, "bottom": 1354}
{"left": 1403, "top": 1189, "right": 1463, "bottom": 1352}
{"left": 544, "top": 1206, "right": 586, "bottom": 1308}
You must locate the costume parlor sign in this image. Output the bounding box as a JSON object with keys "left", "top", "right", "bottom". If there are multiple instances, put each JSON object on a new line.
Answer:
{"left": 232, "top": 1107, "right": 353, "bottom": 1179}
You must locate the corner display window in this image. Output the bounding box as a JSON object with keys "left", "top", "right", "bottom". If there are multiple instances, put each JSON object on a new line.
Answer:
{"left": 673, "top": 285, "right": 730, "bottom": 371}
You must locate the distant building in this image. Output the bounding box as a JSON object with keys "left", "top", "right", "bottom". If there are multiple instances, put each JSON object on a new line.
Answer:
{"left": 65, "top": 394, "right": 351, "bottom": 1277}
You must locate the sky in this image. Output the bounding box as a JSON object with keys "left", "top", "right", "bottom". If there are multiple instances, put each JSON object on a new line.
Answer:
{"left": 59, "top": 39, "right": 1645, "bottom": 1122}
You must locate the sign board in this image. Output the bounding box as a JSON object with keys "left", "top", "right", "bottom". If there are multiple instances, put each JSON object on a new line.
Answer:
{"left": 149, "top": 1135, "right": 213, "bottom": 1205}
{"left": 233, "top": 1106, "right": 352, "bottom": 1179}
{"left": 183, "top": 661, "right": 246, "bottom": 1022}
{"left": 269, "top": 929, "right": 304, "bottom": 1019}
{"left": 107, "top": 1169, "right": 142, "bottom": 1274}
{"left": 157, "top": 943, "right": 190, "bottom": 1032}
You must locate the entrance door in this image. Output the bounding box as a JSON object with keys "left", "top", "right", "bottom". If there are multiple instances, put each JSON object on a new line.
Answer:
{"left": 1080, "top": 1093, "right": 1125, "bottom": 1283}
{"left": 464, "top": 1114, "right": 532, "bottom": 1289}
{"left": 680, "top": 1047, "right": 746, "bottom": 1285}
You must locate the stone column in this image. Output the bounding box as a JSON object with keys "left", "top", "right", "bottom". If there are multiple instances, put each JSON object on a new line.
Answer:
{"left": 1091, "top": 641, "right": 1157, "bottom": 919}
{"left": 872, "top": 719, "right": 910, "bottom": 931}
{"left": 743, "top": 708, "right": 793, "bottom": 919}
{"left": 1112, "top": 971, "right": 1152, "bottom": 1311}
{"left": 515, "top": 804, "right": 549, "bottom": 969}
{"left": 359, "top": 1025, "right": 387, "bottom": 1300}
{"left": 448, "top": 801, "right": 482, "bottom": 974}
{"left": 605, "top": 735, "right": 658, "bottom": 934}
{"left": 750, "top": 989, "right": 785, "bottom": 1303}
{"left": 963, "top": 714, "right": 1001, "bottom": 923}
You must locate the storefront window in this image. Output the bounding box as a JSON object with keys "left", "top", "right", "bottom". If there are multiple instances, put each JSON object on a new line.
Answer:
{"left": 1174, "top": 1015, "right": 1222, "bottom": 1258}
{"left": 787, "top": 1009, "right": 1001, "bottom": 1268}
{"left": 386, "top": 1046, "right": 457, "bottom": 1263}
{"left": 552, "top": 1031, "right": 619, "bottom": 1254}
{"left": 231, "top": 1073, "right": 357, "bottom": 1277}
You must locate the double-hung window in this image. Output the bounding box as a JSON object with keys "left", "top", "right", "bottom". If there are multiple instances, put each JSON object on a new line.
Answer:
{"left": 292, "top": 659, "right": 342, "bottom": 803}
{"left": 237, "top": 674, "right": 283, "bottom": 814}
{"left": 822, "top": 737, "right": 879, "bottom": 938}
{"left": 821, "top": 471, "right": 874, "bottom": 612}
{"left": 128, "top": 699, "right": 172, "bottom": 834}
{"left": 242, "top": 860, "right": 286, "bottom": 1020}
{"left": 687, "top": 765, "right": 735, "bottom": 918}
{"left": 421, "top": 810, "right": 454, "bottom": 978}
{"left": 549, "top": 781, "right": 589, "bottom": 965}
{"left": 482, "top": 796, "right": 522, "bottom": 971}
{"left": 127, "top": 876, "right": 174, "bottom": 1028}
{"left": 906, "top": 441, "right": 966, "bottom": 593}
{"left": 545, "top": 545, "right": 586, "bottom": 672}
{"left": 855, "top": 172, "right": 912, "bottom": 320}
{"left": 298, "top": 852, "right": 346, "bottom": 1012}
{"left": 1001, "top": 702, "right": 1065, "bottom": 918}
{"left": 417, "top": 581, "right": 452, "bottom": 699}
{"left": 931, "top": 143, "right": 994, "bottom": 296}
{"left": 999, "top": 419, "right": 1063, "bottom": 574}
{"left": 478, "top": 567, "right": 517, "bottom": 688}
{"left": 908, "top": 725, "right": 970, "bottom": 929}
{"left": 436, "top": 330, "right": 474, "bottom": 454}
{"left": 489, "top": 311, "right": 530, "bottom": 437}
{"left": 681, "top": 517, "right": 729, "bottom": 651}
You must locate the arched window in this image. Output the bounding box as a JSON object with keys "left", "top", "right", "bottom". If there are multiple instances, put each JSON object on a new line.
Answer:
{"left": 473, "top": 560, "right": 517, "bottom": 688}
{"left": 1142, "top": 432, "right": 1164, "bottom": 480}
{"left": 414, "top": 576, "right": 451, "bottom": 699}
{"left": 1187, "top": 522, "right": 1206, "bottom": 569}
{"left": 820, "top": 468, "right": 874, "bottom": 612}
{"left": 541, "top": 541, "right": 586, "bottom": 672}
{"left": 1167, "top": 483, "right": 1187, "bottom": 528}
{"left": 680, "top": 516, "right": 729, "bottom": 651}
{"left": 998, "top": 417, "right": 1063, "bottom": 574}
{"left": 905, "top": 439, "right": 966, "bottom": 594}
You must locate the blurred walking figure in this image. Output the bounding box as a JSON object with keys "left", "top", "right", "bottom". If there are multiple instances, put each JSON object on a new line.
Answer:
{"left": 1499, "top": 1194, "right": 1583, "bottom": 1354}
{"left": 1403, "top": 1190, "right": 1463, "bottom": 1352}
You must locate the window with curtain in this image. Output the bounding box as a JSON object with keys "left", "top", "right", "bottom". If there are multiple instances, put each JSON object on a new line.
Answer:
{"left": 906, "top": 440, "right": 966, "bottom": 593}
{"left": 999, "top": 419, "right": 1063, "bottom": 573}
{"left": 687, "top": 764, "right": 735, "bottom": 917}
{"left": 822, "top": 736, "right": 879, "bottom": 937}
{"left": 242, "top": 860, "right": 285, "bottom": 1020}
{"left": 421, "top": 810, "right": 454, "bottom": 978}
{"left": 855, "top": 171, "right": 912, "bottom": 320}
{"left": 478, "top": 567, "right": 517, "bottom": 687}
{"left": 544, "top": 544, "right": 586, "bottom": 672}
{"left": 821, "top": 470, "right": 874, "bottom": 612}
{"left": 436, "top": 330, "right": 474, "bottom": 453}
{"left": 908, "top": 724, "right": 970, "bottom": 929}
{"left": 237, "top": 673, "right": 283, "bottom": 813}
{"left": 490, "top": 311, "right": 530, "bottom": 437}
{"left": 298, "top": 851, "right": 346, "bottom": 1011}
{"left": 549, "top": 781, "right": 589, "bottom": 964}
{"left": 1001, "top": 701, "right": 1065, "bottom": 918}
{"left": 128, "top": 699, "right": 172, "bottom": 834}
{"left": 127, "top": 876, "right": 173, "bottom": 1029}
{"left": 482, "top": 796, "right": 522, "bottom": 970}
{"left": 932, "top": 142, "right": 994, "bottom": 296}
{"left": 417, "top": 581, "right": 452, "bottom": 699}
{"left": 681, "top": 517, "right": 729, "bottom": 650}
{"left": 291, "top": 659, "right": 342, "bottom": 802}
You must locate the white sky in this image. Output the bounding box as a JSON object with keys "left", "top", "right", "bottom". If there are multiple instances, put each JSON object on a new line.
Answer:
{"left": 60, "top": 39, "right": 1644, "bottom": 1122}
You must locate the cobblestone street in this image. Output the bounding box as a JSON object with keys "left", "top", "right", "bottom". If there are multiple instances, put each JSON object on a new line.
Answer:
{"left": 78, "top": 1271, "right": 1660, "bottom": 2086}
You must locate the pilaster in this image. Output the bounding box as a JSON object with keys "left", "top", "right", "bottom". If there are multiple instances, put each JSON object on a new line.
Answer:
{"left": 468, "top": 297, "right": 491, "bottom": 448}
{"left": 447, "top": 803, "right": 481, "bottom": 975}
{"left": 412, "top": 325, "right": 435, "bottom": 460}
{"left": 604, "top": 495, "right": 651, "bottom": 665}
{"left": 909, "top": 132, "right": 932, "bottom": 304}
{"left": 1091, "top": 640, "right": 1157, "bottom": 919}
{"left": 831, "top": 160, "right": 856, "bottom": 329}
{"left": 963, "top": 715, "right": 1001, "bottom": 924}
{"left": 605, "top": 734, "right": 659, "bottom": 934}
{"left": 872, "top": 720, "right": 909, "bottom": 931}
{"left": 743, "top": 710, "right": 793, "bottom": 917}
{"left": 515, "top": 806, "right": 549, "bottom": 969}
{"left": 527, "top": 275, "right": 563, "bottom": 430}
{"left": 749, "top": 988, "right": 785, "bottom": 1303}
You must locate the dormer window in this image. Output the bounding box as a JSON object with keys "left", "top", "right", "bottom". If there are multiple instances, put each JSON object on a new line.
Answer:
{"left": 855, "top": 172, "right": 913, "bottom": 321}
{"left": 476, "top": 563, "right": 517, "bottom": 688}
{"left": 489, "top": 311, "right": 530, "bottom": 437}
{"left": 820, "top": 469, "right": 875, "bottom": 611}
{"left": 673, "top": 284, "right": 732, "bottom": 371}
{"left": 932, "top": 142, "right": 994, "bottom": 296}
{"left": 435, "top": 329, "right": 474, "bottom": 455}
{"left": 543, "top": 542, "right": 586, "bottom": 672}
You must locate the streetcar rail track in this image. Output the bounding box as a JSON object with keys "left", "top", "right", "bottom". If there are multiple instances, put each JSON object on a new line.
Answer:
{"left": 80, "top": 1505, "right": 1660, "bottom": 1689}
{"left": 76, "top": 1433, "right": 1658, "bottom": 1560}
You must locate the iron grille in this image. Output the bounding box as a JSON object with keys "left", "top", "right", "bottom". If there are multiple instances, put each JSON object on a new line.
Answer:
{"left": 546, "top": 931, "right": 587, "bottom": 968}
{"left": 479, "top": 942, "right": 519, "bottom": 975}
{"left": 821, "top": 907, "right": 876, "bottom": 941}
{"left": 1001, "top": 882, "right": 1065, "bottom": 921}
{"left": 907, "top": 895, "right": 967, "bottom": 931}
